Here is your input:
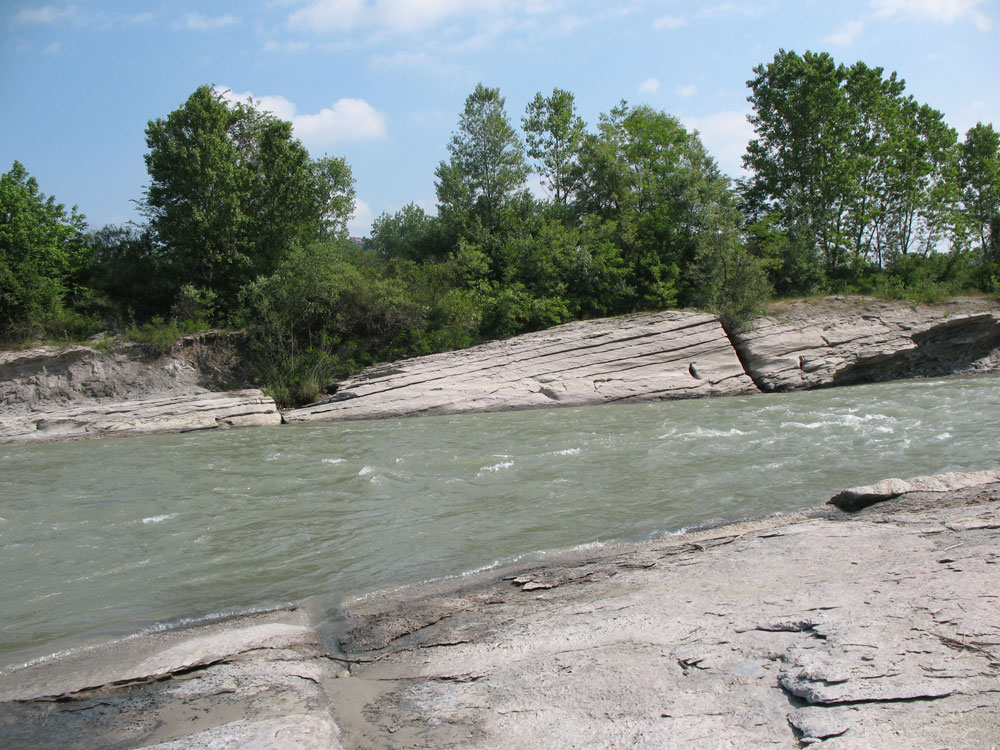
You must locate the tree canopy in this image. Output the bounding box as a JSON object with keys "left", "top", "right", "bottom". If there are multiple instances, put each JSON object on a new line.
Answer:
{"left": 142, "top": 85, "right": 355, "bottom": 310}
{"left": 1, "top": 161, "right": 87, "bottom": 340}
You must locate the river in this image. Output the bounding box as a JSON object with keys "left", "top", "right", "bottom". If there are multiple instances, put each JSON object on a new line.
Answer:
{"left": 2, "top": 374, "right": 998, "bottom": 672}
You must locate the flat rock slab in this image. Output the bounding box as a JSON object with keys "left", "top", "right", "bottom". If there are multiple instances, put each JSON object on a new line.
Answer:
{"left": 284, "top": 310, "right": 757, "bottom": 423}
{"left": 0, "top": 389, "right": 281, "bottom": 443}
{"left": 329, "top": 478, "right": 1000, "bottom": 749}
{"left": 730, "top": 297, "right": 1000, "bottom": 391}
{"left": 0, "top": 609, "right": 342, "bottom": 749}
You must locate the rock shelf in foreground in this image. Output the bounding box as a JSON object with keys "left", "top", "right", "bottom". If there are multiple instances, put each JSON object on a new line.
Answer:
{"left": 2, "top": 469, "right": 998, "bottom": 748}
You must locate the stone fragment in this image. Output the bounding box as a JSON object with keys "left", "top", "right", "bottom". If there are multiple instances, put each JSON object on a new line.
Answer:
{"left": 829, "top": 469, "right": 1000, "bottom": 511}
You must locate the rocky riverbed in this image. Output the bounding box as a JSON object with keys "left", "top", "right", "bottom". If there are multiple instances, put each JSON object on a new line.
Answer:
{"left": 2, "top": 297, "right": 997, "bottom": 442}
{"left": 2, "top": 469, "right": 998, "bottom": 748}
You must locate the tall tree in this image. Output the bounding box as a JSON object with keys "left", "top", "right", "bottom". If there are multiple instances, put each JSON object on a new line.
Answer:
{"left": 142, "top": 85, "right": 355, "bottom": 310}
{"left": 522, "top": 88, "right": 586, "bottom": 206}
{"left": 575, "top": 103, "right": 740, "bottom": 308}
{"left": 435, "top": 83, "right": 530, "bottom": 252}
{"left": 0, "top": 161, "right": 87, "bottom": 339}
{"left": 742, "top": 50, "right": 959, "bottom": 290}
{"left": 959, "top": 123, "right": 1000, "bottom": 259}
{"left": 742, "top": 50, "right": 855, "bottom": 284}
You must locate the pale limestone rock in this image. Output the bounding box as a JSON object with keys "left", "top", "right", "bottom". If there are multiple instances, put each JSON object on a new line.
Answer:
{"left": 829, "top": 468, "right": 1000, "bottom": 511}
{"left": 284, "top": 310, "right": 757, "bottom": 423}
{"left": 730, "top": 297, "right": 1000, "bottom": 391}
{"left": 0, "top": 389, "right": 281, "bottom": 443}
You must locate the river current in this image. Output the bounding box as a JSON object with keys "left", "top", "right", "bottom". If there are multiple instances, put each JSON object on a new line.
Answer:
{"left": 2, "top": 374, "right": 998, "bottom": 672}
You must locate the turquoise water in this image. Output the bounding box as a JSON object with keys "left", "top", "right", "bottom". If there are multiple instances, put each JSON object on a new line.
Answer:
{"left": 2, "top": 374, "right": 998, "bottom": 671}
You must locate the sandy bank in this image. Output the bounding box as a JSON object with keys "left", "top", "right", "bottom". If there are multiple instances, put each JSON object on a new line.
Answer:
{"left": 2, "top": 469, "right": 998, "bottom": 748}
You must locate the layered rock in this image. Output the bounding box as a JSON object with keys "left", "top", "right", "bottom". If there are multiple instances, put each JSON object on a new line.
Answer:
{"left": 284, "top": 310, "right": 757, "bottom": 423}
{"left": 0, "top": 609, "right": 341, "bottom": 749}
{"left": 328, "top": 472, "right": 1000, "bottom": 748}
{"left": 0, "top": 390, "right": 281, "bottom": 443}
{"left": 730, "top": 296, "right": 1000, "bottom": 391}
{"left": 0, "top": 333, "right": 280, "bottom": 443}
{"left": 2, "top": 471, "right": 998, "bottom": 747}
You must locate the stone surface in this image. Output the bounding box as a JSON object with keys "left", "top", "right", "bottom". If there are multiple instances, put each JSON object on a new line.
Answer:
{"left": 2, "top": 473, "right": 999, "bottom": 747}
{"left": 284, "top": 310, "right": 757, "bottom": 423}
{"left": 0, "top": 389, "right": 281, "bottom": 443}
{"left": 730, "top": 296, "right": 1000, "bottom": 392}
{"left": 829, "top": 468, "right": 1000, "bottom": 511}
{"left": 326, "top": 477, "right": 1000, "bottom": 749}
{"left": 0, "top": 332, "right": 281, "bottom": 443}
{"left": 0, "top": 331, "right": 245, "bottom": 410}
{"left": 0, "top": 610, "right": 342, "bottom": 750}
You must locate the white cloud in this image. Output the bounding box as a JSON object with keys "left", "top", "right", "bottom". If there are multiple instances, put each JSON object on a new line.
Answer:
{"left": 871, "top": 0, "right": 992, "bottom": 30}
{"left": 42, "top": 40, "right": 61, "bottom": 54}
{"left": 681, "top": 110, "right": 754, "bottom": 179}
{"left": 219, "top": 88, "right": 388, "bottom": 147}
{"left": 676, "top": 84, "right": 698, "bottom": 98}
{"left": 16, "top": 4, "right": 77, "bottom": 23}
{"left": 639, "top": 77, "right": 660, "bottom": 94}
{"left": 653, "top": 14, "right": 686, "bottom": 29}
{"left": 696, "top": 2, "right": 765, "bottom": 20}
{"left": 15, "top": 4, "right": 151, "bottom": 29}
{"left": 825, "top": 19, "right": 865, "bottom": 45}
{"left": 178, "top": 12, "right": 239, "bottom": 31}
{"left": 287, "top": 0, "right": 562, "bottom": 35}
{"left": 348, "top": 198, "right": 374, "bottom": 237}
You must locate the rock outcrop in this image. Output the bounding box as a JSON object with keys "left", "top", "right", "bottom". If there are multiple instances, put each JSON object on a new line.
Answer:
{"left": 0, "top": 609, "right": 341, "bottom": 749}
{"left": 284, "top": 310, "right": 758, "bottom": 423}
{"left": 4, "top": 470, "right": 997, "bottom": 748}
{"left": 730, "top": 296, "right": 1000, "bottom": 392}
{"left": 0, "top": 333, "right": 280, "bottom": 443}
{"left": 3, "top": 298, "right": 998, "bottom": 440}
{"left": 829, "top": 468, "right": 1000, "bottom": 511}
{"left": 327, "top": 471, "right": 1000, "bottom": 748}
{"left": 0, "top": 390, "right": 281, "bottom": 443}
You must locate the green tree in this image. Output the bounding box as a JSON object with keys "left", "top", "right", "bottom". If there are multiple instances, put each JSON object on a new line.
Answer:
{"left": 367, "top": 203, "right": 444, "bottom": 262}
{"left": 0, "top": 161, "right": 87, "bottom": 340}
{"left": 575, "top": 103, "right": 741, "bottom": 309}
{"left": 142, "top": 85, "right": 355, "bottom": 311}
{"left": 435, "top": 83, "right": 530, "bottom": 263}
{"left": 959, "top": 123, "right": 1000, "bottom": 259}
{"left": 743, "top": 50, "right": 961, "bottom": 291}
{"left": 522, "top": 88, "right": 587, "bottom": 206}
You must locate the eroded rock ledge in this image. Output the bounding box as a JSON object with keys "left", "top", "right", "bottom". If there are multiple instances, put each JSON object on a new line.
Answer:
{"left": 2, "top": 469, "right": 997, "bottom": 748}
{"left": 285, "top": 296, "right": 999, "bottom": 424}
{"left": 2, "top": 297, "right": 997, "bottom": 441}
{"left": 0, "top": 332, "right": 280, "bottom": 443}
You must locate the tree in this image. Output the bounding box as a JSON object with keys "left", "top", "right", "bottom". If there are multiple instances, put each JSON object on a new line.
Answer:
{"left": 367, "top": 203, "right": 444, "bottom": 262}
{"left": 742, "top": 50, "right": 961, "bottom": 291}
{"left": 523, "top": 88, "right": 586, "bottom": 206}
{"left": 959, "top": 123, "right": 1000, "bottom": 259}
{"left": 575, "top": 103, "right": 741, "bottom": 308}
{"left": 435, "top": 84, "right": 530, "bottom": 255}
{"left": 142, "top": 85, "right": 355, "bottom": 311}
{"left": 0, "top": 161, "right": 87, "bottom": 339}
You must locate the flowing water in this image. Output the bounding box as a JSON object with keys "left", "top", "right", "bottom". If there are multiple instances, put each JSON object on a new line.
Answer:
{"left": 2, "top": 374, "right": 998, "bottom": 672}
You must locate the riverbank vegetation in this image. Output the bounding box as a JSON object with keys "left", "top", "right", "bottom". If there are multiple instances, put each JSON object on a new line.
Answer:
{"left": 3, "top": 50, "right": 998, "bottom": 405}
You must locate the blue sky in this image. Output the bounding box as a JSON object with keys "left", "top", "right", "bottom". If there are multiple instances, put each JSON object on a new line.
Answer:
{"left": 3, "top": 0, "right": 998, "bottom": 236}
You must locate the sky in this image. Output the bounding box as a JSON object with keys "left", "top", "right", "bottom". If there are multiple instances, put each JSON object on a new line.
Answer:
{"left": 3, "top": 0, "right": 998, "bottom": 237}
